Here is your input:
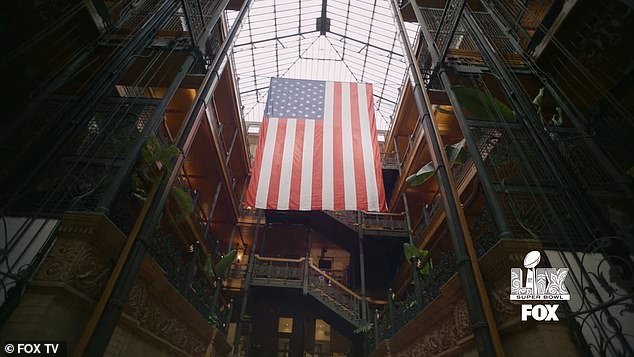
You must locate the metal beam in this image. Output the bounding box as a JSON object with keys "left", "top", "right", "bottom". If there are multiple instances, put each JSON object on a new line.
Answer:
{"left": 319, "top": 0, "right": 328, "bottom": 35}
{"left": 437, "top": 0, "right": 467, "bottom": 64}
{"left": 357, "top": 210, "right": 368, "bottom": 321}
{"left": 203, "top": 182, "right": 224, "bottom": 242}
{"left": 389, "top": 1, "right": 504, "bottom": 355}
{"left": 235, "top": 208, "right": 262, "bottom": 355}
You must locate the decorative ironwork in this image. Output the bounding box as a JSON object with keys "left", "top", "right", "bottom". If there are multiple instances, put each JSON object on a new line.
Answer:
{"left": 559, "top": 236, "right": 634, "bottom": 356}
{"left": 551, "top": 131, "right": 624, "bottom": 194}
{"left": 252, "top": 256, "right": 304, "bottom": 282}
{"left": 373, "top": 251, "right": 457, "bottom": 344}
{"left": 381, "top": 151, "right": 400, "bottom": 170}
{"left": 417, "top": 7, "right": 520, "bottom": 65}
{"left": 324, "top": 210, "right": 408, "bottom": 234}
{"left": 470, "top": 198, "right": 500, "bottom": 257}
{"left": 144, "top": 229, "right": 217, "bottom": 319}
{"left": 9, "top": 101, "right": 157, "bottom": 217}
{"left": 250, "top": 256, "right": 364, "bottom": 326}
{"left": 307, "top": 263, "right": 363, "bottom": 325}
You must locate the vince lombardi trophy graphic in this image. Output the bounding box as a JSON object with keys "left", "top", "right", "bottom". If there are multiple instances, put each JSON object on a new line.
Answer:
{"left": 523, "top": 250, "right": 541, "bottom": 294}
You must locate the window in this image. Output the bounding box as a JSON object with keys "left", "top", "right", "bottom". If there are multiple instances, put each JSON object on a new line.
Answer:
{"left": 278, "top": 317, "right": 293, "bottom": 334}
{"left": 314, "top": 319, "right": 331, "bottom": 353}
{"left": 277, "top": 337, "right": 291, "bottom": 357}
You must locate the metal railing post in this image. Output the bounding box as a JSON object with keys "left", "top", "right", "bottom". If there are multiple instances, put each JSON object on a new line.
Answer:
{"left": 211, "top": 277, "right": 222, "bottom": 312}
{"left": 357, "top": 210, "right": 368, "bottom": 321}
{"left": 224, "top": 298, "right": 234, "bottom": 335}
{"left": 373, "top": 309, "right": 380, "bottom": 350}
{"left": 387, "top": 288, "right": 395, "bottom": 336}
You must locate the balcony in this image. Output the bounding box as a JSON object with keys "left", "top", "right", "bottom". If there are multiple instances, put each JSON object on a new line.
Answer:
{"left": 0, "top": 212, "right": 232, "bottom": 356}
{"left": 367, "top": 239, "right": 577, "bottom": 356}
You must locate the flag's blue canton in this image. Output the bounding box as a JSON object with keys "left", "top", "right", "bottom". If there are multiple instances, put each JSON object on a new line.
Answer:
{"left": 265, "top": 78, "right": 325, "bottom": 119}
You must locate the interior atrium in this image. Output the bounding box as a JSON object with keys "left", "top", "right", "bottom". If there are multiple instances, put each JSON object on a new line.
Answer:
{"left": 0, "top": 0, "right": 633, "bottom": 356}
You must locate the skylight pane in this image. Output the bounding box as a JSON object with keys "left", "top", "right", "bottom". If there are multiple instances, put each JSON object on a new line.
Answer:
{"left": 226, "top": 0, "right": 420, "bottom": 131}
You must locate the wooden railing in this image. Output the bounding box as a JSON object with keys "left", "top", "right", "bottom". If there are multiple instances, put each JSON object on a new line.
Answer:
{"left": 308, "top": 262, "right": 362, "bottom": 300}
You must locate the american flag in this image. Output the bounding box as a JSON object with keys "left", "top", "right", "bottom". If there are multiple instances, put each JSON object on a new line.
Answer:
{"left": 245, "top": 78, "right": 386, "bottom": 211}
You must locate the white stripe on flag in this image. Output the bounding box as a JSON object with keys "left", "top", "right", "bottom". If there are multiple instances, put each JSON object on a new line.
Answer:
{"left": 358, "top": 84, "right": 380, "bottom": 211}
{"left": 340, "top": 83, "right": 357, "bottom": 210}
{"left": 277, "top": 119, "right": 296, "bottom": 210}
{"left": 300, "top": 120, "right": 315, "bottom": 210}
{"left": 322, "top": 82, "right": 334, "bottom": 210}
{"left": 255, "top": 118, "right": 278, "bottom": 208}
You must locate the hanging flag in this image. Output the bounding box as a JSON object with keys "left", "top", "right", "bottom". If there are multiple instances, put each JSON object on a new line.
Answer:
{"left": 245, "top": 78, "right": 386, "bottom": 211}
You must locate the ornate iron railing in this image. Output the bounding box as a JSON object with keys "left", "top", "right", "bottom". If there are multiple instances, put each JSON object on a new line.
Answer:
{"left": 381, "top": 151, "right": 400, "bottom": 170}
{"left": 307, "top": 262, "right": 363, "bottom": 325}
{"left": 372, "top": 251, "right": 457, "bottom": 344}
{"left": 250, "top": 255, "right": 364, "bottom": 326}
{"left": 145, "top": 230, "right": 222, "bottom": 320}
{"left": 252, "top": 255, "right": 304, "bottom": 282}
{"left": 323, "top": 211, "right": 408, "bottom": 234}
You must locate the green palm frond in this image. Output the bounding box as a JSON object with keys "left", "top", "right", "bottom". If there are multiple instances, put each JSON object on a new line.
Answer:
{"left": 453, "top": 86, "right": 516, "bottom": 122}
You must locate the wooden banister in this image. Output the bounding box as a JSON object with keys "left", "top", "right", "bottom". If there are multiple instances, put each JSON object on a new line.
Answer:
{"left": 254, "top": 255, "right": 305, "bottom": 263}
{"left": 362, "top": 211, "right": 405, "bottom": 218}
{"left": 308, "top": 263, "right": 362, "bottom": 300}
{"left": 367, "top": 298, "right": 388, "bottom": 305}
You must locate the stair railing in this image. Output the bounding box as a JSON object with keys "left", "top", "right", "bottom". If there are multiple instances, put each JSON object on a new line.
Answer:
{"left": 249, "top": 255, "right": 370, "bottom": 325}
{"left": 307, "top": 262, "right": 363, "bottom": 322}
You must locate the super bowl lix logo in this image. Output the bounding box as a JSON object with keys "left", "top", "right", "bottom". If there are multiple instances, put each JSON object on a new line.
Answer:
{"left": 510, "top": 251, "right": 570, "bottom": 321}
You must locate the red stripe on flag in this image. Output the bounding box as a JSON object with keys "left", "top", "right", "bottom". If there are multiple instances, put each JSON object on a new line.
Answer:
{"left": 266, "top": 118, "right": 287, "bottom": 209}
{"left": 332, "top": 82, "right": 345, "bottom": 210}
{"left": 245, "top": 118, "right": 269, "bottom": 208}
{"left": 289, "top": 120, "right": 305, "bottom": 210}
{"left": 350, "top": 84, "right": 368, "bottom": 211}
{"left": 311, "top": 120, "right": 323, "bottom": 210}
{"left": 366, "top": 84, "right": 386, "bottom": 211}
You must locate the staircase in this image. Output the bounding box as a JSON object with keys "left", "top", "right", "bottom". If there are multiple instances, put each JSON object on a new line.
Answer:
{"left": 250, "top": 255, "right": 364, "bottom": 327}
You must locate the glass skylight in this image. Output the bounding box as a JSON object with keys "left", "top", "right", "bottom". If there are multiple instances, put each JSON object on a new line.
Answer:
{"left": 226, "top": 0, "right": 418, "bottom": 132}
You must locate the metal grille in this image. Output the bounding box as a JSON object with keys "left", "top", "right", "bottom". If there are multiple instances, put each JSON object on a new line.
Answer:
{"left": 115, "top": 0, "right": 162, "bottom": 35}
{"left": 10, "top": 100, "right": 158, "bottom": 215}
{"left": 554, "top": 132, "right": 623, "bottom": 193}
{"left": 471, "top": 126, "right": 554, "bottom": 186}
{"left": 418, "top": 8, "right": 520, "bottom": 63}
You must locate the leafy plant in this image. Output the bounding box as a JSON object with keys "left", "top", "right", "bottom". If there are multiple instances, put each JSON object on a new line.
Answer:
{"left": 452, "top": 86, "right": 516, "bottom": 122}
{"left": 170, "top": 186, "right": 194, "bottom": 222}
{"left": 204, "top": 249, "right": 238, "bottom": 278}
{"left": 131, "top": 136, "right": 180, "bottom": 201}
{"left": 403, "top": 243, "right": 432, "bottom": 276}
{"left": 405, "top": 162, "right": 434, "bottom": 187}
{"left": 446, "top": 138, "right": 467, "bottom": 165}
{"left": 208, "top": 312, "right": 221, "bottom": 327}
{"left": 406, "top": 139, "right": 468, "bottom": 187}
{"left": 141, "top": 136, "right": 179, "bottom": 170}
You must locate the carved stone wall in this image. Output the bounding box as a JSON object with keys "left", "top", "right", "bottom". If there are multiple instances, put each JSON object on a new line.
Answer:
{"left": 1, "top": 212, "right": 231, "bottom": 356}
{"left": 123, "top": 277, "right": 208, "bottom": 356}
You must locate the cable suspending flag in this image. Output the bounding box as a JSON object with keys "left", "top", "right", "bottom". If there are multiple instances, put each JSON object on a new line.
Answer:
{"left": 245, "top": 78, "right": 386, "bottom": 211}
